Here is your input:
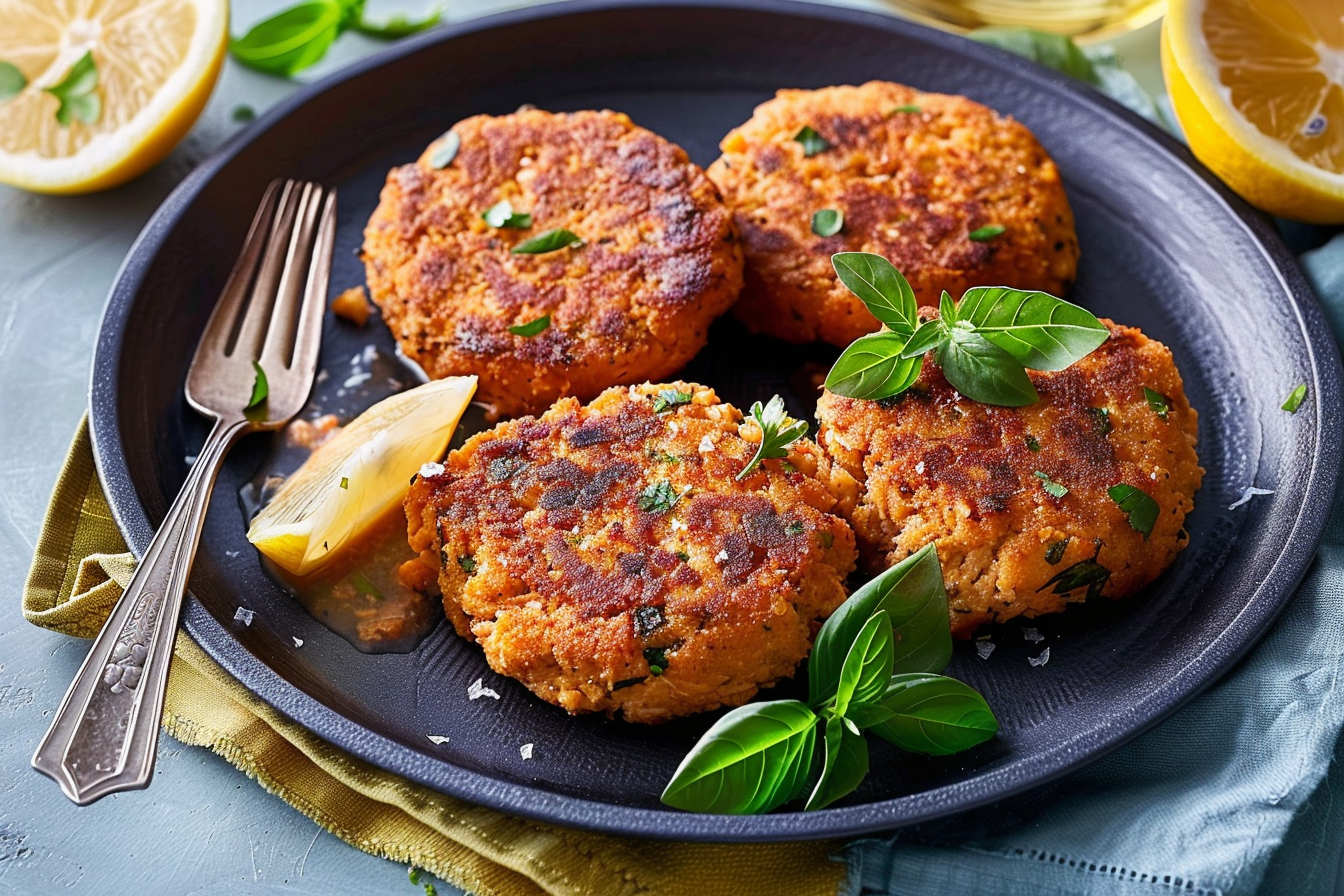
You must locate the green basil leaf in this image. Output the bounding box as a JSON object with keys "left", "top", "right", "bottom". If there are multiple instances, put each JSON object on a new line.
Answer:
{"left": 899, "top": 319, "right": 947, "bottom": 359}
{"left": 44, "top": 51, "right": 100, "bottom": 126}
{"left": 833, "top": 611, "right": 894, "bottom": 716}
{"left": 507, "top": 314, "right": 550, "bottom": 337}
{"left": 968, "top": 224, "right": 1005, "bottom": 242}
{"left": 1144, "top": 386, "right": 1171, "bottom": 419}
{"left": 831, "top": 252, "right": 919, "bottom": 335}
{"left": 969, "top": 27, "right": 1098, "bottom": 84}
{"left": 869, "top": 673, "right": 999, "bottom": 756}
{"left": 482, "top": 199, "right": 532, "bottom": 229}
{"left": 823, "top": 332, "right": 922, "bottom": 401}
{"left": 511, "top": 228, "right": 583, "bottom": 255}
{"left": 793, "top": 125, "right": 831, "bottom": 156}
{"left": 1108, "top": 483, "right": 1159, "bottom": 539}
{"left": 939, "top": 290, "right": 957, "bottom": 325}
{"left": 350, "top": 4, "right": 443, "bottom": 38}
{"left": 661, "top": 700, "right": 818, "bottom": 814}
{"left": 956, "top": 287, "right": 1108, "bottom": 372}
{"left": 229, "top": 1, "right": 344, "bottom": 76}
{"left": 937, "top": 328, "right": 1040, "bottom": 407}
{"left": 804, "top": 715, "right": 868, "bottom": 811}
{"left": 810, "top": 543, "right": 949, "bottom": 703}
{"left": 0, "top": 61, "right": 27, "bottom": 102}
{"left": 845, "top": 702, "right": 897, "bottom": 729}
{"left": 428, "top": 129, "right": 460, "bottom": 168}
{"left": 1282, "top": 384, "right": 1308, "bottom": 414}
{"left": 811, "top": 208, "right": 843, "bottom": 237}
{"left": 246, "top": 361, "right": 269, "bottom": 409}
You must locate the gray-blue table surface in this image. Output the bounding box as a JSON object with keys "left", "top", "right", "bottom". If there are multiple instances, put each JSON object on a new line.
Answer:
{"left": 5, "top": 3, "right": 1323, "bottom": 895}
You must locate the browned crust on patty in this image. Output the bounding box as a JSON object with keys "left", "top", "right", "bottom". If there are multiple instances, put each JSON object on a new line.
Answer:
{"left": 403, "top": 382, "right": 857, "bottom": 722}
{"left": 815, "top": 321, "right": 1203, "bottom": 637}
{"left": 707, "top": 81, "right": 1080, "bottom": 346}
{"left": 363, "top": 110, "right": 744, "bottom": 419}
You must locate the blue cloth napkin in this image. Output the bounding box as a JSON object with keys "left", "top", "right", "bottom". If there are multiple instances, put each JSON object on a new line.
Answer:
{"left": 842, "top": 234, "right": 1344, "bottom": 896}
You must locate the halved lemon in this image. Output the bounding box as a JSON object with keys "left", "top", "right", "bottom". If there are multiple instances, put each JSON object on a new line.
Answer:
{"left": 1163, "top": 0, "right": 1344, "bottom": 223}
{"left": 247, "top": 377, "right": 478, "bottom": 577}
{"left": 0, "top": 0, "right": 228, "bottom": 194}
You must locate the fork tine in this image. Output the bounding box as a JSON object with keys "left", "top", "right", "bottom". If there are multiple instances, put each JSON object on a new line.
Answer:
{"left": 259, "top": 183, "right": 326, "bottom": 371}
{"left": 289, "top": 190, "right": 337, "bottom": 381}
{"left": 189, "top": 179, "right": 282, "bottom": 365}
{"left": 231, "top": 180, "right": 305, "bottom": 362}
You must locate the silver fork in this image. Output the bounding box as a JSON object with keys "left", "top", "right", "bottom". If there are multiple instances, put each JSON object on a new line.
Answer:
{"left": 32, "top": 179, "right": 336, "bottom": 805}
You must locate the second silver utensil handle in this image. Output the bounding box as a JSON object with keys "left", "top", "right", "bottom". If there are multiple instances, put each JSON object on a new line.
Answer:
{"left": 31, "top": 415, "right": 248, "bottom": 805}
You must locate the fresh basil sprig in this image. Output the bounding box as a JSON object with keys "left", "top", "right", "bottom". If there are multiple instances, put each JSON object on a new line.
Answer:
{"left": 823, "top": 252, "right": 1107, "bottom": 407}
{"left": 661, "top": 543, "right": 998, "bottom": 815}
{"left": 230, "top": 0, "right": 441, "bottom": 77}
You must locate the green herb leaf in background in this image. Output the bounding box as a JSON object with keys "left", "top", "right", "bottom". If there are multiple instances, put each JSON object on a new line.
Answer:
{"left": 1039, "top": 542, "right": 1110, "bottom": 600}
{"left": 736, "top": 395, "right": 808, "bottom": 480}
{"left": 956, "top": 286, "right": 1109, "bottom": 372}
{"left": 793, "top": 125, "right": 831, "bottom": 156}
{"left": 824, "top": 332, "right": 923, "bottom": 401}
{"left": 1109, "top": 483, "right": 1159, "bottom": 538}
{"left": 937, "top": 328, "right": 1040, "bottom": 407}
{"left": 968, "top": 224, "right": 1005, "bottom": 242}
{"left": 899, "top": 319, "right": 947, "bottom": 360}
{"left": 231, "top": 104, "right": 257, "bottom": 123}
{"left": 44, "top": 51, "right": 100, "bottom": 127}
{"left": 230, "top": 1, "right": 345, "bottom": 76}
{"left": 482, "top": 199, "right": 532, "bottom": 229}
{"left": 349, "top": 4, "right": 443, "bottom": 39}
{"left": 804, "top": 715, "right": 868, "bottom": 811}
{"left": 809, "top": 543, "right": 949, "bottom": 703}
{"left": 832, "top": 252, "right": 919, "bottom": 335}
{"left": 653, "top": 388, "right": 693, "bottom": 413}
{"left": 0, "top": 61, "right": 27, "bottom": 102}
{"left": 867, "top": 673, "right": 999, "bottom": 756}
{"left": 832, "top": 611, "right": 895, "bottom": 717}
{"left": 511, "top": 228, "right": 583, "bottom": 255}
{"left": 637, "top": 480, "right": 682, "bottom": 515}
{"left": 246, "top": 361, "right": 270, "bottom": 409}
{"left": 1145, "top": 386, "right": 1171, "bottom": 419}
{"left": 660, "top": 700, "right": 819, "bottom": 814}
{"left": 811, "top": 208, "right": 844, "bottom": 237}
{"left": 1282, "top": 383, "right": 1308, "bottom": 414}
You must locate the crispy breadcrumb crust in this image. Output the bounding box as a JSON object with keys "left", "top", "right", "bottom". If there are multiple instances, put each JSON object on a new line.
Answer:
{"left": 364, "top": 110, "right": 743, "bottom": 419}
{"left": 403, "top": 382, "right": 857, "bottom": 722}
{"left": 708, "top": 81, "right": 1079, "bottom": 346}
{"left": 815, "top": 321, "right": 1203, "bottom": 637}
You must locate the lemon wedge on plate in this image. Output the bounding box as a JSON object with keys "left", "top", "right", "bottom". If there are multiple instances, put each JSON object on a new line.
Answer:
{"left": 247, "top": 376, "right": 477, "bottom": 577}
{"left": 0, "top": 0, "right": 228, "bottom": 194}
{"left": 1162, "top": 0, "right": 1344, "bottom": 223}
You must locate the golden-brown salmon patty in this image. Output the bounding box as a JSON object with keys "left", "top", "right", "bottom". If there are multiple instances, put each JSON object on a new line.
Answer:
{"left": 403, "top": 382, "right": 857, "bottom": 723}
{"left": 708, "top": 81, "right": 1079, "bottom": 346}
{"left": 364, "top": 110, "right": 743, "bottom": 419}
{"left": 815, "top": 321, "right": 1202, "bottom": 637}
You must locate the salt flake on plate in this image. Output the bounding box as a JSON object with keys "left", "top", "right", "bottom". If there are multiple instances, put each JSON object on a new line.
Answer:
{"left": 468, "top": 678, "right": 501, "bottom": 701}
{"left": 292, "top": 637, "right": 304, "bottom": 648}
{"left": 520, "top": 743, "right": 534, "bottom": 760}
{"left": 426, "top": 735, "right": 450, "bottom": 745}
{"left": 1029, "top": 647, "right": 1051, "bottom": 667}
{"left": 1022, "top": 627, "right": 1044, "bottom": 643}
{"left": 1229, "top": 487, "right": 1274, "bottom": 510}
{"left": 976, "top": 641, "right": 995, "bottom": 659}
{"left": 233, "top": 607, "right": 254, "bottom": 626}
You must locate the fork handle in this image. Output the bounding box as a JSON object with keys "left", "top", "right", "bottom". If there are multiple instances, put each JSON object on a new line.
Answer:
{"left": 32, "top": 416, "right": 250, "bottom": 804}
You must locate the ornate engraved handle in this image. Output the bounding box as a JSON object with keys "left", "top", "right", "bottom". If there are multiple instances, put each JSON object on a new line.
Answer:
{"left": 33, "top": 416, "right": 249, "bottom": 804}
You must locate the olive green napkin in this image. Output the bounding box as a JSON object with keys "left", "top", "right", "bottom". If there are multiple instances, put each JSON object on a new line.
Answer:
{"left": 23, "top": 416, "right": 845, "bottom": 896}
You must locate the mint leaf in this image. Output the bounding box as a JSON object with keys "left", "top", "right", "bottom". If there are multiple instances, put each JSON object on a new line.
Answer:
{"left": 230, "top": 1, "right": 344, "bottom": 76}
{"left": 44, "top": 51, "right": 100, "bottom": 127}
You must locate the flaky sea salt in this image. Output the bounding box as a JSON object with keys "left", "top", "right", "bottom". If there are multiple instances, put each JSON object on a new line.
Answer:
{"left": 1229, "top": 487, "right": 1274, "bottom": 510}
{"left": 671, "top": 519, "right": 687, "bottom": 532}
{"left": 914, "top": 461, "right": 925, "bottom": 474}
{"left": 468, "top": 678, "right": 501, "bottom": 701}
{"left": 976, "top": 641, "right": 995, "bottom": 659}
{"left": 699, "top": 434, "right": 715, "bottom": 453}
{"left": 714, "top": 549, "right": 729, "bottom": 563}
{"left": 293, "top": 637, "right": 304, "bottom": 648}
{"left": 1022, "top": 628, "right": 1044, "bottom": 643}
{"left": 426, "top": 735, "right": 450, "bottom": 745}
{"left": 342, "top": 371, "right": 372, "bottom": 389}
{"left": 233, "top": 607, "right": 254, "bottom": 626}
{"left": 1028, "top": 647, "right": 1051, "bottom": 667}
{"left": 520, "top": 743, "right": 534, "bottom": 760}
{"left": 419, "top": 462, "right": 445, "bottom": 478}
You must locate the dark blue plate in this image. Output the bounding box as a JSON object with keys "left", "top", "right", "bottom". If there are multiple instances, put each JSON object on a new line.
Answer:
{"left": 89, "top": 0, "right": 1342, "bottom": 841}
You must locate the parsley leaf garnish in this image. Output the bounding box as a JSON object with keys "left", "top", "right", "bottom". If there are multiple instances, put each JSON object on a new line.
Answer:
{"left": 457, "top": 555, "right": 476, "bottom": 573}
{"left": 508, "top": 315, "right": 550, "bottom": 337}
{"left": 968, "top": 224, "right": 1005, "bottom": 242}
{"left": 644, "top": 646, "right": 669, "bottom": 675}
{"left": 246, "top": 361, "right": 269, "bottom": 409}
{"left": 736, "top": 395, "right": 808, "bottom": 480}
{"left": 1144, "top": 387, "right": 1170, "bottom": 420}
{"left": 1282, "top": 384, "right": 1307, "bottom": 414}
{"left": 637, "top": 480, "right": 683, "bottom": 514}
{"left": 793, "top": 125, "right": 831, "bottom": 156}
{"left": 45, "top": 51, "right": 100, "bottom": 127}
{"left": 1034, "top": 471, "right": 1067, "bottom": 498}
{"left": 1109, "top": 484, "right": 1158, "bottom": 538}
{"left": 652, "top": 388, "right": 693, "bottom": 413}
{"left": 1038, "top": 541, "right": 1110, "bottom": 599}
